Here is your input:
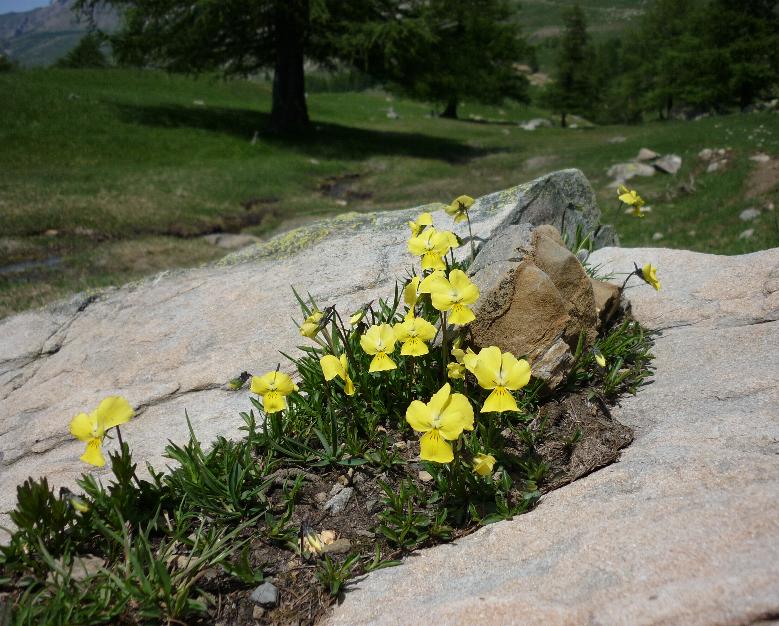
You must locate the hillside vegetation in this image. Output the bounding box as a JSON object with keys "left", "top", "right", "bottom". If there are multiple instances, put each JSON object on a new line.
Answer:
{"left": 1, "top": 68, "right": 777, "bottom": 317}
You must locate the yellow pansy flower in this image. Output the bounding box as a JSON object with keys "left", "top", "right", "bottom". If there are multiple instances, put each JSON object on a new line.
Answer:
{"left": 69, "top": 396, "right": 134, "bottom": 467}
{"left": 450, "top": 337, "right": 475, "bottom": 365}
{"left": 423, "top": 269, "right": 480, "bottom": 325}
{"left": 359, "top": 324, "right": 397, "bottom": 372}
{"left": 640, "top": 263, "right": 661, "bottom": 291}
{"left": 445, "top": 194, "right": 475, "bottom": 224}
{"left": 408, "top": 212, "right": 433, "bottom": 237}
{"left": 403, "top": 276, "right": 421, "bottom": 316}
{"left": 617, "top": 185, "right": 646, "bottom": 217}
{"left": 320, "top": 353, "right": 355, "bottom": 396}
{"left": 349, "top": 309, "right": 365, "bottom": 326}
{"left": 393, "top": 316, "right": 437, "bottom": 357}
{"left": 447, "top": 362, "right": 466, "bottom": 380}
{"left": 405, "top": 383, "right": 474, "bottom": 463}
{"left": 250, "top": 371, "right": 298, "bottom": 413}
{"left": 300, "top": 310, "right": 323, "bottom": 338}
{"left": 407, "top": 227, "right": 453, "bottom": 271}
{"left": 594, "top": 351, "right": 606, "bottom": 367}
{"left": 472, "top": 453, "right": 496, "bottom": 477}
{"left": 466, "top": 346, "right": 531, "bottom": 413}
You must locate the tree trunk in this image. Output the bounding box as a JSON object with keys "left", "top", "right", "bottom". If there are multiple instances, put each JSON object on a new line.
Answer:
{"left": 270, "top": 0, "right": 309, "bottom": 134}
{"left": 560, "top": 111, "right": 567, "bottom": 128}
{"left": 440, "top": 98, "right": 458, "bottom": 119}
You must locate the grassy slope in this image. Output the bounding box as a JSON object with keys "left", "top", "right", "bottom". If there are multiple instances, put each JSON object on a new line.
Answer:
{"left": 1, "top": 68, "right": 778, "bottom": 317}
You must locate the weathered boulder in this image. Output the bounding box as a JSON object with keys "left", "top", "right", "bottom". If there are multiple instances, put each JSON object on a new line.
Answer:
{"left": 327, "top": 245, "right": 779, "bottom": 626}
{"left": 606, "top": 161, "right": 656, "bottom": 183}
{"left": 468, "top": 224, "right": 606, "bottom": 388}
{"left": 0, "top": 169, "right": 613, "bottom": 522}
{"left": 636, "top": 147, "right": 659, "bottom": 161}
{"left": 653, "top": 153, "right": 682, "bottom": 175}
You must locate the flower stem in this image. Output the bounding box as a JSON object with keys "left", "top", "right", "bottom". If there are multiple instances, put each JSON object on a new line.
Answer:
{"left": 440, "top": 311, "right": 448, "bottom": 380}
{"left": 466, "top": 214, "right": 476, "bottom": 262}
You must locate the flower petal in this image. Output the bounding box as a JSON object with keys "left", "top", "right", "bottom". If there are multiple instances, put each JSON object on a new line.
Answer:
{"left": 80, "top": 438, "right": 105, "bottom": 467}
{"left": 426, "top": 383, "right": 452, "bottom": 418}
{"left": 438, "top": 392, "right": 474, "bottom": 438}
{"left": 378, "top": 324, "right": 396, "bottom": 351}
{"left": 70, "top": 412, "right": 95, "bottom": 442}
{"left": 369, "top": 352, "right": 397, "bottom": 372}
{"left": 448, "top": 303, "right": 475, "bottom": 325}
{"left": 449, "top": 270, "right": 480, "bottom": 304}
{"left": 262, "top": 391, "right": 287, "bottom": 414}
{"left": 420, "top": 430, "right": 454, "bottom": 463}
{"left": 320, "top": 355, "right": 344, "bottom": 382}
{"left": 344, "top": 376, "right": 355, "bottom": 396}
{"left": 272, "top": 372, "right": 297, "bottom": 395}
{"left": 406, "top": 400, "right": 433, "bottom": 433}
{"left": 502, "top": 354, "right": 531, "bottom": 390}
{"left": 472, "top": 453, "right": 496, "bottom": 477}
{"left": 94, "top": 396, "right": 133, "bottom": 431}
{"left": 250, "top": 373, "right": 272, "bottom": 394}
{"left": 421, "top": 252, "right": 446, "bottom": 271}
{"left": 481, "top": 387, "right": 519, "bottom": 413}
{"left": 418, "top": 270, "right": 447, "bottom": 294}
{"left": 401, "top": 338, "right": 429, "bottom": 357}
{"left": 472, "top": 346, "right": 502, "bottom": 389}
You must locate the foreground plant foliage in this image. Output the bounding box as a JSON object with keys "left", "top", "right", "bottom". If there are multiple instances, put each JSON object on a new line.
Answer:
{"left": 0, "top": 204, "right": 657, "bottom": 625}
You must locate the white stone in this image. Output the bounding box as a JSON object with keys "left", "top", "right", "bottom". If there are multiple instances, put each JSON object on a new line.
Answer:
{"left": 739, "top": 208, "right": 761, "bottom": 222}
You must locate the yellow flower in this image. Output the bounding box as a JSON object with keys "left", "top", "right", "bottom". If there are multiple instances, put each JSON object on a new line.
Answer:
{"left": 472, "top": 453, "right": 496, "bottom": 477}
{"left": 594, "top": 351, "right": 606, "bottom": 368}
{"left": 640, "top": 263, "right": 661, "bottom": 291}
{"left": 403, "top": 276, "right": 421, "bottom": 315}
{"left": 408, "top": 212, "right": 433, "bottom": 237}
{"left": 349, "top": 309, "right": 365, "bottom": 326}
{"left": 618, "top": 185, "right": 646, "bottom": 217}
{"left": 320, "top": 353, "right": 355, "bottom": 396}
{"left": 447, "top": 362, "right": 466, "bottom": 379}
{"left": 300, "top": 310, "right": 323, "bottom": 338}
{"left": 466, "top": 346, "right": 531, "bottom": 413}
{"left": 250, "top": 371, "right": 298, "bottom": 413}
{"left": 407, "top": 227, "right": 453, "bottom": 271}
{"left": 445, "top": 195, "right": 475, "bottom": 224}
{"left": 393, "top": 316, "right": 437, "bottom": 357}
{"left": 423, "top": 269, "right": 480, "bottom": 325}
{"left": 359, "top": 324, "right": 397, "bottom": 372}
{"left": 405, "top": 383, "right": 474, "bottom": 463}
{"left": 450, "top": 337, "right": 475, "bottom": 365}
{"left": 69, "top": 396, "right": 134, "bottom": 467}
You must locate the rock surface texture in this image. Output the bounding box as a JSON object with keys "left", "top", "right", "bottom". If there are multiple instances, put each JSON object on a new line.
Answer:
{"left": 328, "top": 246, "right": 779, "bottom": 626}
{"left": 0, "top": 169, "right": 613, "bottom": 521}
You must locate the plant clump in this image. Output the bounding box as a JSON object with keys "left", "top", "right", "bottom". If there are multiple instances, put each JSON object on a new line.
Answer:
{"left": 0, "top": 200, "right": 658, "bottom": 625}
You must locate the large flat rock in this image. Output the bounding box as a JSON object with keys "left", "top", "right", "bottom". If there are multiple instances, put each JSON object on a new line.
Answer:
{"left": 327, "top": 246, "right": 779, "bottom": 626}
{"left": 0, "top": 169, "right": 609, "bottom": 522}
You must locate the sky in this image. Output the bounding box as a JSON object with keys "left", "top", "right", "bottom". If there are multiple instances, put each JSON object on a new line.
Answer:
{"left": 0, "top": 0, "right": 50, "bottom": 15}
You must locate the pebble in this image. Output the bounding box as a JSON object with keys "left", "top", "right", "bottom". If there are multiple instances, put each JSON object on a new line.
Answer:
{"left": 322, "top": 538, "right": 352, "bottom": 555}
{"left": 740, "top": 208, "right": 761, "bottom": 221}
{"left": 314, "top": 491, "right": 327, "bottom": 503}
{"left": 328, "top": 483, "right": 343, "bottom": 497}
{"left": 323, "top": 487, "right": 353, "bottom": 514}
{"left": 250, "top": 582, "right": 279, "bottom": 607}
{"left": 652, "top": 232, "right": 664, "bottom": 241}
{"left": 252, "top": 605, "right": 265, "bottom": 620}
{"left": 418, "top": 471, "right": 434, "bottom": 482}
{"left": 738, "top": 229, "right": 755, "bottom": 240}
{"left": 750, "top": 153, "right": 770, "bottom": 163}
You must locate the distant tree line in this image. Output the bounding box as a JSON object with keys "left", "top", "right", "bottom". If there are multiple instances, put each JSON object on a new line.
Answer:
{"left": 545, "top": 0, "right": 779, "bottom": 125}
{"left": 73, "top": 0, "right": 532, "bottom": 133}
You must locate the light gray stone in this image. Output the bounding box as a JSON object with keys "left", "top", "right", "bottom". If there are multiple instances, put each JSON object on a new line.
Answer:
{"left": 636, "top": 148, "right": 659, "bottom": 161}
{"left": 606, "top": 162, "right": 655, "bottom": 182}
{"left": 739, "top": 228, "right": 755, "bottom": 239}
{"left": 0, "top": 169, "right": 613, "bottom": 526}
{"left": 327, "top": 246, "right": 779, "bottom": 626}
{"left": 653, "top": 154, "right": 682, "bottom": 174}
{"left": 698, "top": 148, "right": 714, "bottom": 161}
{"left": 323, "top": 487, "right": 353, "bottom": 514}
{"left": 250, "top": 582, "right": 279, "bottom": 607}
{"left": 519, "top": 118, "right": 552, "bottom": 131}
{"left": 740, "top": 208, "right": 761, "bottom": 221}
{"left": 750, "top": 153, "right": 771, "bottom": 163}
{"left": 202, "top": 233, "right": 261, "bottom": 250}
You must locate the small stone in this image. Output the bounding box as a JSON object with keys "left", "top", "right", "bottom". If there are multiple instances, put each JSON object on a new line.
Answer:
{"left": 352, "top": 472, "right": 367, "bottom": 487}
{"left": 250, "top": 582, "right": 279, "bottom": 608}
{"left": 335, "top": 199, "right": 348, "bottom": 206}
{"left": 652, "top": 232, "right": 664, "bottom": 241}
{"left": 750, "top": 153, "right": 770, "bottom": 163}
{"left": 322, "top": 538, "right": 352, "bottom": 555}
{"left": 607, "top": 136, "right": 626, "bottom": 143}
{"left": 329, "top": 483, "right": 343, "bottom": 497}
{"left": 44, "top": 229, "right": 58, "bottom": 237}
{"left": 320, "top": 530, "right": 337, "bottom": 544}
{"left": 707, "top": 161, "right": 724, "bottom": 173}
{"left": 323, "top": 487, "right": 353, "bottom": 514}
{"left": 337, "top": 474, "right": 349, "bottom": 486}
{"left": 698, "top": 148, "right": 713, "bottom": 161}
{"left": 308, "top": 158, "right": 320, "bottom": 165}
{"left": 739, "top": 208, "right": 761, "bottom": 222}
{"left": 738, "top": 229, "right": 755, "bottom": 240}
{"left": 418, "top": 470, "right": 433, "bottom": 482}
{"left": 653, "top": 154, "right": 682, "bottom": 175}
{"left": 765, "top": 201, "right": 775, "bottom": 211}
{"left": 393, "top": 441, "right": 407, "bottom": 450}
{"left": 365, "top": 498, "right": 379, "bottom": 513}
{"left": 314, "top": 491, "right": 327, "bottom": 503}
{"left": 252, "top": 606, "right": 265, "bottom": 620}
{"left": 356, "top": 529, "right": 376, "bottom": 538}
{"left": 636, "top": 148, "right": 659, "bottom": 161}
{"left": 386, "top": 107, "right": 399, "bottom": 120}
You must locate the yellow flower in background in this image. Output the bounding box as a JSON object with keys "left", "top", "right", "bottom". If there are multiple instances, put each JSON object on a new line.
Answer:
{"left": 349, "top": 309, "right": 365, "bottom": 326}
{"left": 251, "top": 371, "right": 298, "bottom": 413}
{"left": 472, "top": 453, "right": 496, "bottom": 477}
{"left": 445, "top": 195, "right": 475, "bottom": 223}
{"left": 617, "top": 185, "right": 646, "bottom": 217}
{"left": 403, "top": 276, "right": 421, "bottom": 315}
{"left": 393, "top": 316, "right": 437, "bottom": 357}
{"left": 359, "top": 324, "right": 397, "bottom": 372}
{"left": 424, "top": 269, "right": 480, "bottom": 325}
{"left": 450, "top": 337, "right": 475, "bottom": 365}
{"left": 69, "top": 396, "right": 134, "bottom": 467}
{"left": 640, "top": 263, "right": 661, "bottom": 291}
{"left": 442, "top": 230, "right": 460, "bottom": 250}
{"left": 405, "top": 383, "right": 474, "bottom": 463}
{"left": 300, "top": 310, "right": 323, "bottom": 338}
{"left": 466, "top": 346, "right": 531, "bottom": 413}
{"left": 594, "top": 351, "right": 606, "bottom": 368}
{"left": 447, "top": 362, "right": 466, "bottom": 380}
{"left": 407, "top": 228, "right": 452, "bottom": 271}
{"left": 319, "top": 353, "right": 355, "bottom": 396}
{"left": 408, "top": 212, "right": 433, "bottom": 237}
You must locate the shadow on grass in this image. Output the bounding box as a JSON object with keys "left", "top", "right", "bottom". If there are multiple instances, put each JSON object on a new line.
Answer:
{"left": 113, "top": 102, "right": 496, "bottom": 163}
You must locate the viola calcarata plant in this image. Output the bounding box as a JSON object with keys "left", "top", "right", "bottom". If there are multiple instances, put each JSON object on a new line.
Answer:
{"left": 0, "top": 197, "right": 658, "bottom": 626}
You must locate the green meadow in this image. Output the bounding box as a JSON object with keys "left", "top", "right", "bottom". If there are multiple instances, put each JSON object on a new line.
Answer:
{"left": 1, "top": 68, "right": 777, "bottom": 317}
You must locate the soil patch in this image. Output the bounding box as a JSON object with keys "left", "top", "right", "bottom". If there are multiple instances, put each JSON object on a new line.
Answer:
{"left": 746, "top": 158, "right": 779, "bottom": 199}
{"left": 318, "top": 173, "right": 373, "bottom": 202}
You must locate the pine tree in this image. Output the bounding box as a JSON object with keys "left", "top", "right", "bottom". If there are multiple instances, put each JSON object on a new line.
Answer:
{"left": 55, "top": 33, "right": 108, "bottom": 69}
{"left": 544, "top": 3, "right": 592, "bottom": 127}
